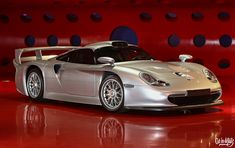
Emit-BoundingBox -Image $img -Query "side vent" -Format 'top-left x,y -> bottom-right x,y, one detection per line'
54,64 -> 61,74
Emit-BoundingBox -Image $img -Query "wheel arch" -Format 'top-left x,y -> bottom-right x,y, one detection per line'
101,71 -> 123,83
26,65 -> 42,76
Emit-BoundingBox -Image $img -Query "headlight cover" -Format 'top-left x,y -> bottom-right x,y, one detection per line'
139,72 -> 170,87
203,69 -> 218,83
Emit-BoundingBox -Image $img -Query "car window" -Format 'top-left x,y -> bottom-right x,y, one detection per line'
71,49 -> 95,64
94,46 -> 154,63
56,51 -> 75,62
57,48 -> 95,64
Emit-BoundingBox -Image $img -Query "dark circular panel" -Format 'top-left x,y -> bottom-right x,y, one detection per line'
217,11 -> 230,21
90,12 -> 102,22
70,35 -> 81,46
47,35 -> 58,46
110,26 -> 138,45
66,13 -> 78,22
191,12 -> 204,21
165,12 -> 177,21
1,57 -> 10,66
219,34 -> 232,48
20,13 -> 32,23
218,59 -> 230,69
139,12 -> 152,22
193,35 -> 206,47
43,13 -> 55,23
0,14 -> 9,23
25,35 -> 35,47
168,34 -> 180,47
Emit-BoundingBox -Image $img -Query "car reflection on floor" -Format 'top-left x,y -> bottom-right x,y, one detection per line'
1,79 -> 235,148
16,103 -> 223,148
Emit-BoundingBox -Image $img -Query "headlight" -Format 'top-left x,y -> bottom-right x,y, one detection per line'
139,72 -> 170,87
203,69 -> 218,83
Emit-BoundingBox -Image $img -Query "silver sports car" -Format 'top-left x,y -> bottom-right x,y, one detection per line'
14,41 -> 223,112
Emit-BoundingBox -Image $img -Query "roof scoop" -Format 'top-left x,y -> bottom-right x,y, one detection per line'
179,54 -> 193,62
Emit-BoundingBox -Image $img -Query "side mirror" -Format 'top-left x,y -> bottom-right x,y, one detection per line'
179,54 -> 193,62
98,57 -> 115,66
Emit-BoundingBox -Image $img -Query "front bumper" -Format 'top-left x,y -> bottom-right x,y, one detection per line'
126,99 -> 224,111
124,83 -> 222,107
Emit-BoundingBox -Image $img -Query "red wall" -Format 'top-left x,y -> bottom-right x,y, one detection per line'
0,0 -> 234,79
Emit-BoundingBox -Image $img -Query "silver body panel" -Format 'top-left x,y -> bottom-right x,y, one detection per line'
14,41 -> 223,110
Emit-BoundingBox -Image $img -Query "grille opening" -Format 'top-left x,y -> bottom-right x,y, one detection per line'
168,92 -> 221,106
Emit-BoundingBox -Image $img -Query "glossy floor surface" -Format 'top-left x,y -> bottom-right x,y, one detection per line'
0,78 -> 235,148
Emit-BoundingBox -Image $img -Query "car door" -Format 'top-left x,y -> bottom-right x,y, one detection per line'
59,48 -> 96,97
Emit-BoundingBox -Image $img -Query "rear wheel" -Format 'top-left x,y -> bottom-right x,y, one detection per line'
26,68 -> 44,101
99,75 -> 125,112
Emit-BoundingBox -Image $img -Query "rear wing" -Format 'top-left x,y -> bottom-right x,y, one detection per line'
14,46 -> 79,65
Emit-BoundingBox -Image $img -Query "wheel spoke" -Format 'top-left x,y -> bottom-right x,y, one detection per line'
35,87 -> 38,95
116,91 -> 121,96
32,88 -> 35,96
114,82 -> 118,89
108,97 -> 112,104
112,81 -> 115,89
34,88 -> 37,96
115,96 -> 120,102
113,98 -> 118,106
111,99 -> 115,107
113,82 -> 116,89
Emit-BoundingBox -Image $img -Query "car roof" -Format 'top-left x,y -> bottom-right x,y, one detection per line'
83,40 -> 137,51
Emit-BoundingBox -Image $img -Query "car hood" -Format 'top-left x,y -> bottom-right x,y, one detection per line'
115,60 -> 205,79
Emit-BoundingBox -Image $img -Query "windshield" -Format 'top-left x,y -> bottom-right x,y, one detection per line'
94,46 -> 154,63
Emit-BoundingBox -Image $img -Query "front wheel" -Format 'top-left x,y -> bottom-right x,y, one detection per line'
26,68 -> 44,101
99,75 -> 125,112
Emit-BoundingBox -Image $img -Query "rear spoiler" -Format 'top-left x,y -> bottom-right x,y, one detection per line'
14,46 -> 79,65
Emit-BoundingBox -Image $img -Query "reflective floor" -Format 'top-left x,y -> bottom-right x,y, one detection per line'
0,78 -> 235,148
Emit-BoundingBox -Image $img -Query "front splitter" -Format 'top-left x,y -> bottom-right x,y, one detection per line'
126,100 -> 224,111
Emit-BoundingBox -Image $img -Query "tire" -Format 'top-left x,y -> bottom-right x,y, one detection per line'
99,75 -> 125,112
26,68 -> 44,101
